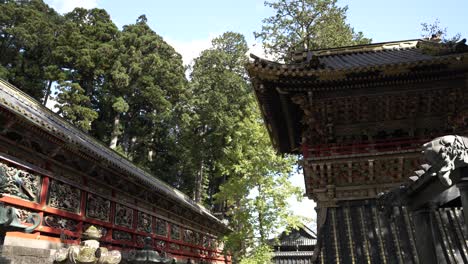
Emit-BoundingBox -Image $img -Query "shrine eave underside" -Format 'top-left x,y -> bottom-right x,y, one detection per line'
0,79 -> 229,233
246,39 -> 468,154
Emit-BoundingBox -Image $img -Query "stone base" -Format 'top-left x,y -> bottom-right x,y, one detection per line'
0,245 -> 55,264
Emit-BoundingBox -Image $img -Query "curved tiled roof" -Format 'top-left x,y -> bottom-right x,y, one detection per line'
0,79 -> 228,231
247,39 -> 468,80
247,39 -> 468,154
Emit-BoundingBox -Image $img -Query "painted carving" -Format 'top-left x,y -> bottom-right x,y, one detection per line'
169,243 -> 180,250
54,225 -> 121,264
155,218 -> 167,237
422,135 -> 468,186
136,235 -> 148,246
291,94 -> 327,145
182,246 -> 190,252
155,240 -> 166,249
194,232 -> 201,245
170,225 -> 180,240
115,203 -> 133,228
137,211 -> 152,233
0,204 -> 41,234
113,230 -> 132,241
183,229 -> 194,244
16,208 -> 35,223
0,162 -> 41,201
48,180 -> 81,213
86,193 -> 110,222
202,236 -> 209,248
43,214 -> 78,231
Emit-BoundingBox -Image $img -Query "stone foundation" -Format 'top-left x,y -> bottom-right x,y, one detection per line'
0,245 -> 54,264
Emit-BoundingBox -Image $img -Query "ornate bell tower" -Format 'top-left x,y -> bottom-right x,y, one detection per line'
248,39 -> 468,208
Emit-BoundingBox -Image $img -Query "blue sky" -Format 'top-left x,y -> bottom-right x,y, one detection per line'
46,0 -> 468,65
44,0 -> 467,229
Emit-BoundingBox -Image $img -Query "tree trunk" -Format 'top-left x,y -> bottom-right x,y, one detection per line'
257,184 -> 266,244
109,113 -> 120,149
42,80 -> 53,106
147,134 -> 155,161
193,159 -> 204,203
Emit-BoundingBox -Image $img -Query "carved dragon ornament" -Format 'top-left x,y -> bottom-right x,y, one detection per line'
422,135 -> 468,186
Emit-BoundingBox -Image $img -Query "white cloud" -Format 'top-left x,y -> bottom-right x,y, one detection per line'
165,34 -> 217,68
166,36 -> 271,79
45,0 -> 98,14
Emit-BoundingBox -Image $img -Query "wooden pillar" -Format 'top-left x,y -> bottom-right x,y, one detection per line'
412,207 -> 437,264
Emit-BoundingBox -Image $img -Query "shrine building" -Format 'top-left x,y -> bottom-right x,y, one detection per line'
0,79 -> 230,263
270,224 -> 316,264
248,39 -> 468,263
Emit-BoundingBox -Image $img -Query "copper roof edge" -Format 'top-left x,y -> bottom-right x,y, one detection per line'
0,78 -> 229,231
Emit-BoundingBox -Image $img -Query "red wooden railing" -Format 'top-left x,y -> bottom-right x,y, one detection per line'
0,155 -> 229,263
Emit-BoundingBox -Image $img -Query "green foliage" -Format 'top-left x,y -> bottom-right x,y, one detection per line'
55,82 -> 98,131
188,32 -> 252,202
240,244 -> 273,264
254,0 -> 371,60
421,19 -> 461,43
0,0 -> 63,100
111,97 -> 129,113
216,107 -> 301,262
1,4 -> 307,263
190,31 -> 301,262
102,16 -> 189,190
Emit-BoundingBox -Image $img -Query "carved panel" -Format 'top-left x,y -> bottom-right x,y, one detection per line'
373,158 -> 402,183
194,232 -> 201,245
113,230 -> 132,241
16,208 -> 36,223
48,180 -> 81,213
137,211 -> 152,233
350,160 -> 369,184
114,204 -> 133,228
330,162 -> 350,186
182,245 -> 191,252
155,240 -> 166,249
136,235 -> 149,246
43,214 -> 78,231
155,218 -> 168,237
86,193 -> 110,222
203,236 -> 209,248
170,224 -> 180,240
0,162 -> 41,202
183,229 -> 194,244
210,239 -> 217,250
169,243 -> 180,250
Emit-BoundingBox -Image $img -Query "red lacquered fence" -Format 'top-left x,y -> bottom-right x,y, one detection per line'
0,155 -> 229,263
303,138 -> 429,158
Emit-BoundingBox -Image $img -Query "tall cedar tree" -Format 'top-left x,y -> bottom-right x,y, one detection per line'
254,0 -> 371,60
94,15 -> 189,191
190,32 -> 302,262
189,32 -> 252,203
0,0 -> 62,101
